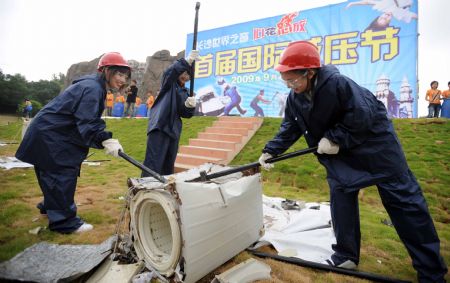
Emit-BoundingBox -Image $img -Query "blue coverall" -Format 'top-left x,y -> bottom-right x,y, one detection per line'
262,65 -> 447,282
143,58 -> 195,176
223,86 -> 246,115
16,74 -> 112,233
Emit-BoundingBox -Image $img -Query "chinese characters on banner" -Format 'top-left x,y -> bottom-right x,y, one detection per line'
186,0 -> 418,118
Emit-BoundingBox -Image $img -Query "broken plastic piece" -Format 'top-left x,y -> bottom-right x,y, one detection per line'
281,199 -> 305,210
86,258 -> 144,283
211,258 -> 271,283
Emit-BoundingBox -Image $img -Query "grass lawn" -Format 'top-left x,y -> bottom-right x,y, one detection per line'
0,116 -> 448,282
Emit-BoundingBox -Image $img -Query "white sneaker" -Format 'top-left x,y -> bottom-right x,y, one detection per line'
74,223 -> 93,233
324,258 -> 357,270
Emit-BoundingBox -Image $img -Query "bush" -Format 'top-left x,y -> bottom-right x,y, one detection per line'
16,100 -> 42,117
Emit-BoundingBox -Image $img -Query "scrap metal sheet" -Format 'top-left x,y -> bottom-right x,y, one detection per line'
0,236 -> 116,283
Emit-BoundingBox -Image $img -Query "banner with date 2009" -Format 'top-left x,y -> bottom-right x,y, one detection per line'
186,0 -> 418,118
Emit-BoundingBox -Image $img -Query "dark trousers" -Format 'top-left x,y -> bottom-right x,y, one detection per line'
427,103 -> 441,118
142,130 -> 178,176
329,169 -> 447,282
34,166 -> 83,233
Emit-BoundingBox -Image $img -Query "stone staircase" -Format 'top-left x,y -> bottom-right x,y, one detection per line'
174,116 -> 263,172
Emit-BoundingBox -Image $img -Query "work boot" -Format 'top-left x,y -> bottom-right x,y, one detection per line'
74,223 -> 93,233
323,258 -> 357,270
36,202 -> 47,216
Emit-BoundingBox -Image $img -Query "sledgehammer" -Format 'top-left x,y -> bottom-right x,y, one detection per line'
187,147 -> 317,182
118,151 -> 167,184
189,2 -> 200,97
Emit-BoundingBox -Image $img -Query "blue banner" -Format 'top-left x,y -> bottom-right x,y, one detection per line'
186,0 -> 418,118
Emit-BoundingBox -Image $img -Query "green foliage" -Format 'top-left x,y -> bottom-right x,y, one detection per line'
0,71 -> 62,113
28,80 -> 61,105
0,74 -> 29,112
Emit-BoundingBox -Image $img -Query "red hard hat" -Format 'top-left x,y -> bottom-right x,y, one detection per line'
275,41 -> 321,72
97,52 -> 130,71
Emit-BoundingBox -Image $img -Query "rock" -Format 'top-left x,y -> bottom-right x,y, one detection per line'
64,50 -> 185,100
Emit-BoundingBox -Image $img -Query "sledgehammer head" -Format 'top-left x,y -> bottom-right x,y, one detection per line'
195,2 -> 200,10
199,170 -> 207,181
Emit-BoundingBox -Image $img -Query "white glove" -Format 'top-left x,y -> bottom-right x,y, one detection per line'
102,139 -> 123,158
187,50 -> 200,64
317,137 -> 339,154
185,96 -> 196,108
259,152 -> 274,171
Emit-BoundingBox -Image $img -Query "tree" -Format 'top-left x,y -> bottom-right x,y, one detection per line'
28,80 -> 61,106
0,74 -> 29,113
0,72 -> 63,114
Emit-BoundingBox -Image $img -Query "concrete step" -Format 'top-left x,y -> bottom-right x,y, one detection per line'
174,117 -> 263,172
198,132 -> 243,143
204,127 -> 249,136
218,116 -> 262,123
213,120 -> 256,130
175,153 -> 224,166
189,138 -> 238,150
179,145 -> 233,159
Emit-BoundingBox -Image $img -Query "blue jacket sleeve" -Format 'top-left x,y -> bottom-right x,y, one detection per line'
263,99 -> 302,156
73,86 -> 112,148
159,58 -> 191,96
324,77 -> 375,149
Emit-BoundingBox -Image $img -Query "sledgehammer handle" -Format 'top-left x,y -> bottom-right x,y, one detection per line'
187,147 -> 317,182
118,151 -> 167,184
189,2 -> 200,97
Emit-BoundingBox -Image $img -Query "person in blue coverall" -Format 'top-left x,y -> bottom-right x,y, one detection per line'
15,52 -> 130,234
258,41 -> 447,282
142,51 -> 199,176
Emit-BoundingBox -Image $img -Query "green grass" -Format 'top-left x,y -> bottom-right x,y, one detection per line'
0,116 -> 448,282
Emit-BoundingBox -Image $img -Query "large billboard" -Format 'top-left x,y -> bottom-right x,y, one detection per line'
186,0 -> 418,118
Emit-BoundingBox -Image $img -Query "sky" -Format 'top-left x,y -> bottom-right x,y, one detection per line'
0,0 -> 448,117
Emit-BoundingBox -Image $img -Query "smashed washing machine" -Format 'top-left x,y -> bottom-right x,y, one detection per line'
127,164 -> 264,283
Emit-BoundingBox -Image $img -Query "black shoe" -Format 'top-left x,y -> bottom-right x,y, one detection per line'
36,202 -> 47,216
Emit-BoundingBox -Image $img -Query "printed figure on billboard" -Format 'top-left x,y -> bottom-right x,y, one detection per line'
271,91 -> 289,117
217,77 -> 247,116
346,0 -> 417,24
250,89 -> 271,117
366,12 -> 393,30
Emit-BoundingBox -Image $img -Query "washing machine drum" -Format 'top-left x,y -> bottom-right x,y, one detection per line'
130,190 -> 181,276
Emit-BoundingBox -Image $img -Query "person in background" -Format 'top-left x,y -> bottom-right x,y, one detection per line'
142,50 -> 199,176
115,91 -> 125,104
23,98 -> 33,119
425,81 -> 442,118
106,90 -> 114,116
125,79 -> 138,117
134,96 -> 142,117
146,90 -> 155,117
440,81 -> 450,118
250,89 -> 271,117
15,52 -> 130,234
257,41 -> 447,281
